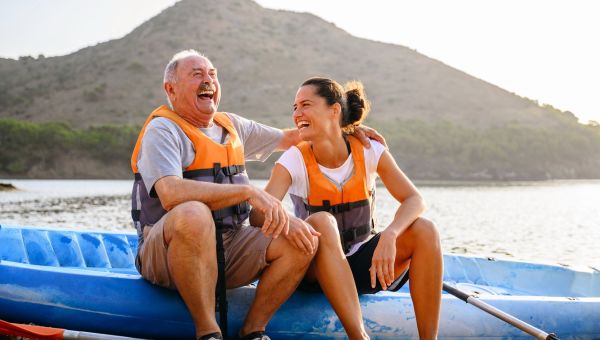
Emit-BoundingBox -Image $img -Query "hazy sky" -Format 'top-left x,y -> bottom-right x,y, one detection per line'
1,0 -> 598,123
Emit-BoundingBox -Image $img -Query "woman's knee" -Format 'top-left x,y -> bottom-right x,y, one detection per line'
305,212 -> 340,244
306,212 -> 337,233
411,217 -> 440,246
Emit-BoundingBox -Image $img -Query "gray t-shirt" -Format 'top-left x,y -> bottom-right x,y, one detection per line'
137,112 -> 283,194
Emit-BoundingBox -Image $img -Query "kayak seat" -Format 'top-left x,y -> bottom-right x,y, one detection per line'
22,228 -> 62,266
78,232 -> 111,268
100,234 -> 136,269
0,226 -> 30,264
0,226 -> 136,270
48,231 -> 87,267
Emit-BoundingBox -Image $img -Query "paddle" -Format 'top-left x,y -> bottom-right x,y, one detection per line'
443,283 -> 559,340
0,319 -> 146,340
215,227 -> 228,338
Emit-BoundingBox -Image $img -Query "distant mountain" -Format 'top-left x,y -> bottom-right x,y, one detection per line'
0,0 -> 578,128
1,0 -> 599,180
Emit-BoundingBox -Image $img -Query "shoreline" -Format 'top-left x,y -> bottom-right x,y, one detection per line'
0,182 -> 17,191
2,177 -> 600,185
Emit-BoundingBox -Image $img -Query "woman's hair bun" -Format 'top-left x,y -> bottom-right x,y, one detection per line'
342,80 -> 370,134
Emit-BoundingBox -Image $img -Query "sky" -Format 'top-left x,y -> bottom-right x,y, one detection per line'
1,0 -> 599,124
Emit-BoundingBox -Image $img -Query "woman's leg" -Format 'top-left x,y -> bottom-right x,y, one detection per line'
304,212 -> 369,340
394,217 -> 443,340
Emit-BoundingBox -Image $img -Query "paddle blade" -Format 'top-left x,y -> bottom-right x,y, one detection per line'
0,319 -> 64,339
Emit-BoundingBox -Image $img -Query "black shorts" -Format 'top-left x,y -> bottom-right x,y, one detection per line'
299,233 -> 409,294
348,233 -> 409,295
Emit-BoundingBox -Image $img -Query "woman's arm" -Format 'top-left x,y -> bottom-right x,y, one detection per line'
370,150 -> 426,289
377,150 -> 426,238
263,163 -> 293,201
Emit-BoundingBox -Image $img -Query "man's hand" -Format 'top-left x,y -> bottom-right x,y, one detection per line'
285,216 -> 321,255
353,125 -> 387,149
369,230 -> 397,290
247,186 -> 289,238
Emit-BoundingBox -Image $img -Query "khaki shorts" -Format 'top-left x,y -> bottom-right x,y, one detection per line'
136,213 -> 272,289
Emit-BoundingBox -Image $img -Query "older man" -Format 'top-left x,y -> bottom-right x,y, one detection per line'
131,50 -> 382,340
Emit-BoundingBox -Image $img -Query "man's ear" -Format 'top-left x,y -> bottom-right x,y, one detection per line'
164,82 -> 175,101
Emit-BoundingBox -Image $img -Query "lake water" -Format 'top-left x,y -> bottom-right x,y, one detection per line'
1,179 -> 599,269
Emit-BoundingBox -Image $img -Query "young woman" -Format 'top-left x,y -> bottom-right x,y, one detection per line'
253,77 -> 443,339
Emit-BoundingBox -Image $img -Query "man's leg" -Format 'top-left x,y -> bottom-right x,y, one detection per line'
304,212 -> 368,340
394,217 -> 443,340
239,232 -> 316,336
162,201 -> 220,338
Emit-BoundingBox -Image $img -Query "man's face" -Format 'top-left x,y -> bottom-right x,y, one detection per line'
167,55 -> 221,123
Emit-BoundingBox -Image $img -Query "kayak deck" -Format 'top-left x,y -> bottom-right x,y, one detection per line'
1,224 -> 599,339
2,224 -> 597,297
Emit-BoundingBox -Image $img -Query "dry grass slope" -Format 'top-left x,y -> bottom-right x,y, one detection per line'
0,0 -> 581,129
1,0 -> 599,180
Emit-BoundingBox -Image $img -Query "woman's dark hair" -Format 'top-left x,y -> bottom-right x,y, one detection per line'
301,77 -> 371,134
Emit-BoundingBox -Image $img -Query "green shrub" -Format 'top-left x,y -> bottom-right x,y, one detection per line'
0,118 -> 138,177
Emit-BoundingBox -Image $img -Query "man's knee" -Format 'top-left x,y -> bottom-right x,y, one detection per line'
279,235 -> 318,265
306,212 -> 340,246
166,201 -> 215,242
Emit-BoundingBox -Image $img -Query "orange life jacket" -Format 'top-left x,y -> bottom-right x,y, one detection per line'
290,135 -> 376,252
130,106 -> 250,240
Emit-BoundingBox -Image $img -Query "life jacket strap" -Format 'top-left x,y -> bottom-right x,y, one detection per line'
340,224 -> 372,250
215,228 -> 228,338
306,199 -> 370,214
213,202 -> 250,228
131,209 -> 141,222
183,165 -> 246,179
136,165 -> 245,181
222,164 -> 245,176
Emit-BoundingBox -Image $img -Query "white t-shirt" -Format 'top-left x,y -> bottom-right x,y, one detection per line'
276,140 -> 386,255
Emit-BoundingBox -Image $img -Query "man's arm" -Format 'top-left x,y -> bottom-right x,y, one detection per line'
249,163 -> 319,253
276,125 -> 387,151
230,112 -> 386,154
275,128 -> 302,151
353,125 -> 387,149
154,175 -> 252,211
154,175 -> 289,233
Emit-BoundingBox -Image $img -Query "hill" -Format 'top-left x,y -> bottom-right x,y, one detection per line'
1,0 -> 599,180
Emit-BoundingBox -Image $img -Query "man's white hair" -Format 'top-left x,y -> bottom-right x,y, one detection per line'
163,49 -> 206,84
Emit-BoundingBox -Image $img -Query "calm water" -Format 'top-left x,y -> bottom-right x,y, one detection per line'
1,179 -> 599,269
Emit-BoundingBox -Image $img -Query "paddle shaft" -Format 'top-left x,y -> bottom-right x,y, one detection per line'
0,319 -> 146,340
443,283 -> 559,340
63,330 -> 146,340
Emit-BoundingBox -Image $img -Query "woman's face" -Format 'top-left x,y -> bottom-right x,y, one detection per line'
293,85 -> 340,141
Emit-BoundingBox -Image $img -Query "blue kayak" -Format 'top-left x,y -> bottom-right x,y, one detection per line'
0,224 -> 599,339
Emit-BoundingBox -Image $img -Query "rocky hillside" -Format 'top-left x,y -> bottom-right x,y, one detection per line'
1,0 -> 599,180
0,0 -> 578,128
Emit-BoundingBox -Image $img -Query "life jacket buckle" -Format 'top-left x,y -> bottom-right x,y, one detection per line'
222,165 -> 233,176
234,202 -> 249,215
213,163 -> 226,183
330,202 -> 350,214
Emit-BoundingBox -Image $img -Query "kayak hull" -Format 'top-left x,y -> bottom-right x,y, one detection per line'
1,225 -> 599,339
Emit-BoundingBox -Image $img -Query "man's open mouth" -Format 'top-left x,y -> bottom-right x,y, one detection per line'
197,89 -> 214,99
